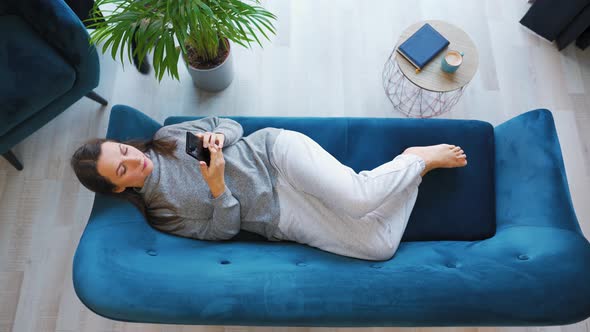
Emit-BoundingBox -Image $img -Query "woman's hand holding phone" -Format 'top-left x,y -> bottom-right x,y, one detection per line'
196,133 -> 226,198
195,132 -> 225,149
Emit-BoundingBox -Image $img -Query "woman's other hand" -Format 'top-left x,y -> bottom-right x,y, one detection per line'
196,132 -> 225,149
198,144 -> 226,198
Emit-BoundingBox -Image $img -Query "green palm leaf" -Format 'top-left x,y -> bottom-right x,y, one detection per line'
89,0 -> 277,82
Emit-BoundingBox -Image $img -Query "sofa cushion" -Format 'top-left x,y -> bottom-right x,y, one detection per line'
164,114 -> 496,242
0,15 -> 75,137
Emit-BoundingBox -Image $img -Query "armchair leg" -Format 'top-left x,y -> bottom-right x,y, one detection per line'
85,91 -> 108,106
2,150 -> 23,171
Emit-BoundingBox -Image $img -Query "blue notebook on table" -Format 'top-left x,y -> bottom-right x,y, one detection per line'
397,23 -> 450,72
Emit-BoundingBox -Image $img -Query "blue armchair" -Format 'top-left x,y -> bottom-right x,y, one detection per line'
0,0 -> 107,170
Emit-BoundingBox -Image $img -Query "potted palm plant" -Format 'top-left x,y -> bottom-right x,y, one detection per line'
88,0 -> 277,92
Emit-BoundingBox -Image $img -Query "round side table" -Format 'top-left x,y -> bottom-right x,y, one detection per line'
383,20 -> 479,118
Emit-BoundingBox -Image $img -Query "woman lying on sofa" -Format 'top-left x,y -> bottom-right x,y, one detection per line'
71,116 -> 467,261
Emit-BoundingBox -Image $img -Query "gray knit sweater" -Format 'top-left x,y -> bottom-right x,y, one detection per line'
137,116 -> 283,241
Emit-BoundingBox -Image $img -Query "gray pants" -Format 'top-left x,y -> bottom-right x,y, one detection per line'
269,129 -> 426,261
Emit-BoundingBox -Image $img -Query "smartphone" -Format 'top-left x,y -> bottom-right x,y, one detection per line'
185,132 -> 211,166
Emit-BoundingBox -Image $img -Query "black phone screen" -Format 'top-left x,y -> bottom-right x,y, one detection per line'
185,132 -> 211,166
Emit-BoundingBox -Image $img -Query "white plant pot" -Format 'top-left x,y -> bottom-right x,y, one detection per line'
183,41 -> 234,92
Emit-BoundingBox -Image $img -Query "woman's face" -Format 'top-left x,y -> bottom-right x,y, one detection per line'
96,142 -> 154,193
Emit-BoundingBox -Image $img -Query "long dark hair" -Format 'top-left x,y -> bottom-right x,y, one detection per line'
70,137 -> 180,228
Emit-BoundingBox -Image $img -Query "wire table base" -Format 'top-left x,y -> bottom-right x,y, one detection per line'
382,51 -> 466,118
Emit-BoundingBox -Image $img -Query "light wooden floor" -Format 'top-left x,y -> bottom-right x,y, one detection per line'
1,0 -> 590,331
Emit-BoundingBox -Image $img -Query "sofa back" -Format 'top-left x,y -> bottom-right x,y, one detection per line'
164,115 -> 496,241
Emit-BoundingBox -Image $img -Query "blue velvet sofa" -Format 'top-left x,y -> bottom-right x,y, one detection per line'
73,104 -> 590,327
0,0 -> 107,170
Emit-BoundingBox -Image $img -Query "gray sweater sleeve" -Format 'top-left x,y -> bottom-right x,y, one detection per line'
159,115 -> 244,147
200,184 -> 241,240
156,184 -> 241,241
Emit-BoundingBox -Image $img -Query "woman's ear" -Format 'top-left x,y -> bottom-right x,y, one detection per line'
113,186 -> 125,193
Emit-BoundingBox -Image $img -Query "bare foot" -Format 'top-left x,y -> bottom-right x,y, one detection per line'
402,144 -> 467,177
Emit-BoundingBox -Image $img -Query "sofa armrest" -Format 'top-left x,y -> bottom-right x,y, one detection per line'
494,109 -> 582,234
106,105 -> 163,141
13,0 -> 99,90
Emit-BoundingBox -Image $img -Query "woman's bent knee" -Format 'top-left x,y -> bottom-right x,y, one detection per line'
368,244 -> 398,261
